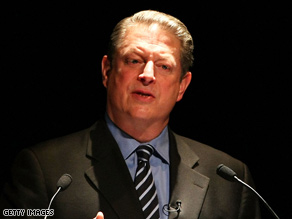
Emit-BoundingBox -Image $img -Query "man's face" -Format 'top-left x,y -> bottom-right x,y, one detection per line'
102,23 -> 191,126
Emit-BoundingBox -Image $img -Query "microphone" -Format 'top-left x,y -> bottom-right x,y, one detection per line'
163,200 -> 182,216
44,174 -> 73,219
216,164 -> 280,219
56,173 -> 72,190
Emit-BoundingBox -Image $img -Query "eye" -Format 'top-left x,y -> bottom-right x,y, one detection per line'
125,58 -> 142,65
156,61 -> 172,72
161,65 -> 169,70
158,64 -> 171,72
130,59 -> 139,64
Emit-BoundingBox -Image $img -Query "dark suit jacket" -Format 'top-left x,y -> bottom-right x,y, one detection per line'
1,119 -> 260,218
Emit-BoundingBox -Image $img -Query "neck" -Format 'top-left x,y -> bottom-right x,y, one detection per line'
107,112 -> 169,143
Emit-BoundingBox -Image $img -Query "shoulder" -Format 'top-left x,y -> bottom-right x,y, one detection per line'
28,120 -> 106,155
8,121 -> 106,187
12,121 -> 103,175
172,132 -> 249,180
173,132 -> 237,161
30,125 -> 92,155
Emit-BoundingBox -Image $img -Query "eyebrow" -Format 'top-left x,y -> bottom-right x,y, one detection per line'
122,47 -> 175,61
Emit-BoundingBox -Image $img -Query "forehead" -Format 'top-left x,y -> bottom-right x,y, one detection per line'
119,23 -> 181,57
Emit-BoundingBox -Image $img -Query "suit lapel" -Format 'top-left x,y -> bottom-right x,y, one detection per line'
85,120 -> 144,219
84,120 -> 209,218
169,131 -> 210,219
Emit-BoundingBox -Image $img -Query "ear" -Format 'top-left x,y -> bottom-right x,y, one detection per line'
176,72 -> 192,102
101,55 -> 111,88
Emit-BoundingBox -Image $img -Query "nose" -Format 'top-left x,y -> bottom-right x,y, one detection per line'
138,61 -> 156,85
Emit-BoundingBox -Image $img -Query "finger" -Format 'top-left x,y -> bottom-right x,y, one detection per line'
94,211 -> 104,219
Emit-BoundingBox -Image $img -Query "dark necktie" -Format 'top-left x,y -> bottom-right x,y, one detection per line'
134,144 -> 160,219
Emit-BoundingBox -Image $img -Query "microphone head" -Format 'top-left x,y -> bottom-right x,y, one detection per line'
216,164 -> 237,182
56,173 -> 72,190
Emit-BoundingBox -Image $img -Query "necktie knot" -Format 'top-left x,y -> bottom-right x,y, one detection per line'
136,144 -> 154,163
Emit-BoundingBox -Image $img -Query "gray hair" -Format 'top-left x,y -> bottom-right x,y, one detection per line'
107,10 -> 194,77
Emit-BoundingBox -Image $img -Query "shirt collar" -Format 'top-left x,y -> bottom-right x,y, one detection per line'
105,113 -> 170,164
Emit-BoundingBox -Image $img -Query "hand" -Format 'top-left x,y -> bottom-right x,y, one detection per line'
93,211 -> 104,219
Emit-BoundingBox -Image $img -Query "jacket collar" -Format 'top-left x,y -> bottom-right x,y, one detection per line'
168,131 -> 210,219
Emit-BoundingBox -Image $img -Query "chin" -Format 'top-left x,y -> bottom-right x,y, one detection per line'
130,111 -> 152,120
129,109 -> 168,124
127,108 -> 153,119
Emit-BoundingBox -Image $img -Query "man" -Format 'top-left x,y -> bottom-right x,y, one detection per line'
1,10 -> 260,218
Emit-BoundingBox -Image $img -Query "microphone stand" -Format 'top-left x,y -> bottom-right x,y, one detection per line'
44,187 -> 61,219
234,176 -> 279,219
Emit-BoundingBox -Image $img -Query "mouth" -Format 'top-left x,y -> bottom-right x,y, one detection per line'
133,90 -> 154,97
134,90 -> 154,97
136,92 -> 152,97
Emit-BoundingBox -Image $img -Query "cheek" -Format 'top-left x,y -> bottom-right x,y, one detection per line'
108,66 -> 126,87
159,80 -> 181,106
111,63 -> 137,82
107,69 -> 134,100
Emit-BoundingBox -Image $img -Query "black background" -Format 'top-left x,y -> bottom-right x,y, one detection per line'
2,1 -> 291,218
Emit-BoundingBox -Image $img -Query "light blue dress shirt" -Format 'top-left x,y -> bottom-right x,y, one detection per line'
105,114 -> 170,218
